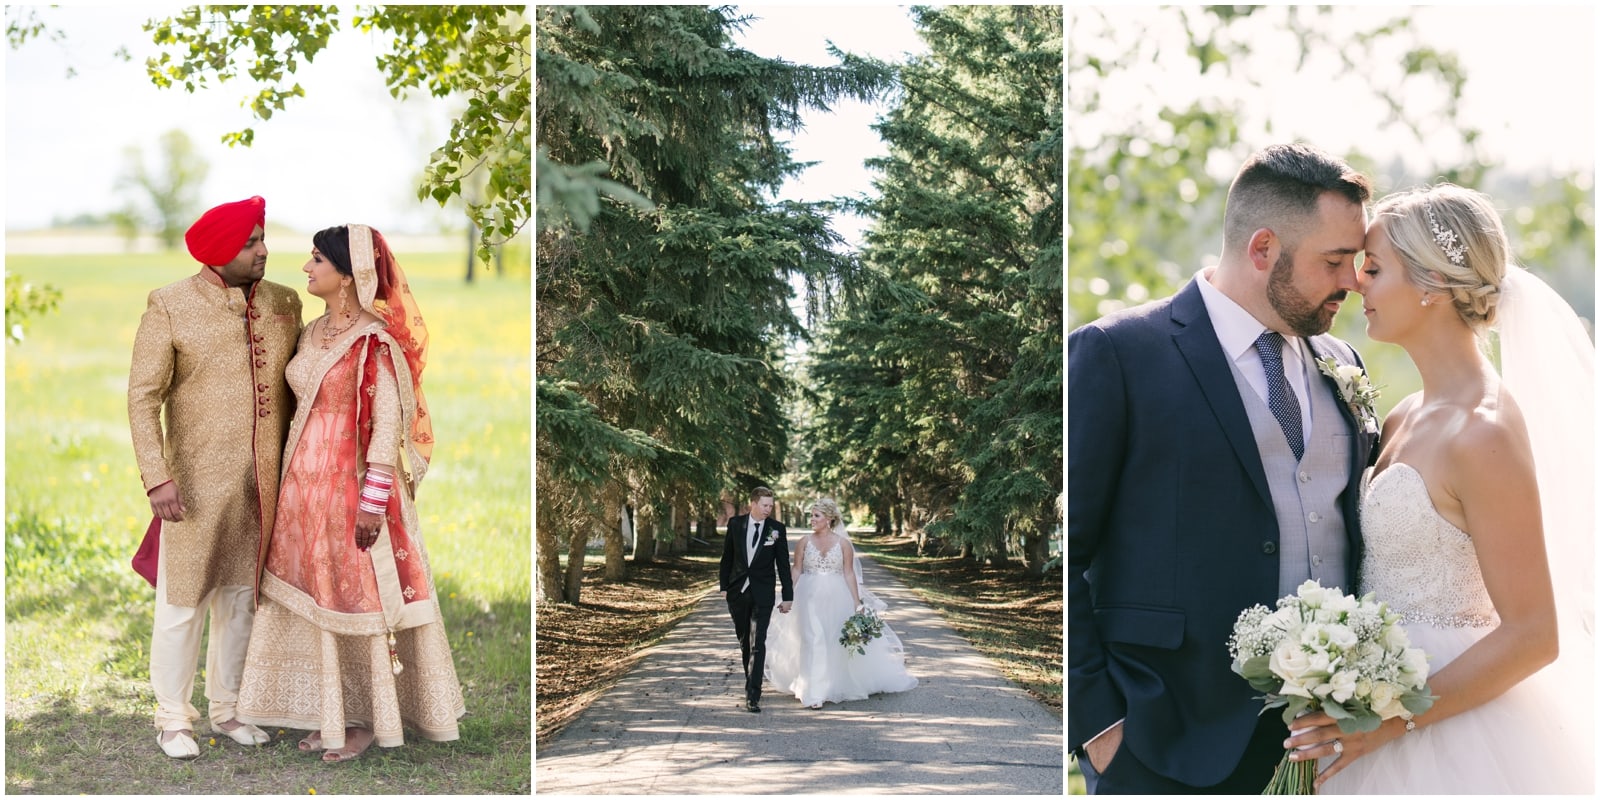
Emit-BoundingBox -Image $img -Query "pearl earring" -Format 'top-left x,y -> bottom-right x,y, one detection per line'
1421,298 -> 1431,307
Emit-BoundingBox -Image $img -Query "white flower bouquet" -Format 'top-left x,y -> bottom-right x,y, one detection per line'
1228,580 -> 1435,794
839,607 -> 884,655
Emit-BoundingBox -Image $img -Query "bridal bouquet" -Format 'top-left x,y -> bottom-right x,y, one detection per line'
1228,580 -> 1435,794
839,607 -> 884,655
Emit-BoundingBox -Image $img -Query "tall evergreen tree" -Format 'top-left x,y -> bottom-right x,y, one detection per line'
809,5 -> 1062,575
535,5 -> 890,603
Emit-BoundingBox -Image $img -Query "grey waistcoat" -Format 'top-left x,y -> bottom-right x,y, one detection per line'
1226,347 -> 1354,596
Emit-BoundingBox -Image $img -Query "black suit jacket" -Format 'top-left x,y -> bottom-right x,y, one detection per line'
1067,278 -> 1378,787
720,514 -> 795,602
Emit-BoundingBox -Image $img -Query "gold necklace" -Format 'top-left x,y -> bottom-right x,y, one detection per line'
319,310 -> 359,349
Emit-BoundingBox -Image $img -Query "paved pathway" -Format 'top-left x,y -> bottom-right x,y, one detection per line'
537,556 -> 1063,795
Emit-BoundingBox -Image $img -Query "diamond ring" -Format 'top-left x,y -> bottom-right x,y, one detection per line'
1332,740 -> 1345,755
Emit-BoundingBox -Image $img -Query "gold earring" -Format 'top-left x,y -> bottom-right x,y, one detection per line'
339,289 -> 350,317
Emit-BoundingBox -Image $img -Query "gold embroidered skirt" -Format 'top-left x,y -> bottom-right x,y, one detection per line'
237,597 -> 465,748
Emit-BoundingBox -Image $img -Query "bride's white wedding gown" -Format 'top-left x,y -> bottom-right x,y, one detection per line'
1321,464 -> 1593,794
764,538 -> 918,706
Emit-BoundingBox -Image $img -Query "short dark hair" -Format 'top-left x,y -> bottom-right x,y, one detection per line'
749,486 -> 775,501
312,225 -> 353,277
1223,143 -> 1371,255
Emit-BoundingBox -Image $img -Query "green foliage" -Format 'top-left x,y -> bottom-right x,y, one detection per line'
4,272 -> 61,345
114,128 -> 210,250
141,5 -> 530,261
1066,7 -> 1593,332
807,6 -> 1063,574
535,5 -> 892,603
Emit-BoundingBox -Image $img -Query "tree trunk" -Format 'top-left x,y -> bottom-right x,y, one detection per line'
536,512 -> 563,604
633,504 -> 656,565
1022,498 -> 1055,577
671,508 -> 690,554
874,496 -> 892,537
986,527 -> 1011,567
605,506 -> 628,581
1022,529 -> 1049,577
465,224 -> 476,284
699,513 -> 717,555
563,526 -> 586,604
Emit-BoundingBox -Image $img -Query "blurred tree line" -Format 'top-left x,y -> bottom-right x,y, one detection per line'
1068,7 -> 1594,416
800,5 -> 1062,576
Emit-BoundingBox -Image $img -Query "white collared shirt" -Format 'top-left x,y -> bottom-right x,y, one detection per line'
1195,269 -> 1315,444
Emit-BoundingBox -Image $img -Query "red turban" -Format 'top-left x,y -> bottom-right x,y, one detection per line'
185,196 -> 266,266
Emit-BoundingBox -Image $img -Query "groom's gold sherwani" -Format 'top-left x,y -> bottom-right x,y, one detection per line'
127,270 -> 301,606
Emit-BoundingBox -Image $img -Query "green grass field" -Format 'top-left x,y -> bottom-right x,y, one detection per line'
4,246 -> 530,793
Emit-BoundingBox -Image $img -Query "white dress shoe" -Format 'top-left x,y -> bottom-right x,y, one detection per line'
157,729 -> 200,759
216,720 -> 270,746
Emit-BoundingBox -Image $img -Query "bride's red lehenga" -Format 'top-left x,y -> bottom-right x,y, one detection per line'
237,226 -> 464,749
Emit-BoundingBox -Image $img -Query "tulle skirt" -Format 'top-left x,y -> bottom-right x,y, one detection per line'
1319,621 -> 1593,794
764,571 -> 917,706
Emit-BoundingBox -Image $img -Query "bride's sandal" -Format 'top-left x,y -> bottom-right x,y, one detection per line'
321,727 -> 375,763
298,731 -> 324,752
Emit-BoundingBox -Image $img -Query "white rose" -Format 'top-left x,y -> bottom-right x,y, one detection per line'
1327,670 -> 1359,704
1304,646 -> 1332,674
1354,677 -> 1373,700
1374,691 -> 1409,720
1381,623 -> 1411,651
1323,592 -> 1359,615
1271,642 -> 1312,680
1402,647 -> 1431,683
1279,675 -> 1315,699
1336,365 -> 1365,384
1368,681 -> 1399,713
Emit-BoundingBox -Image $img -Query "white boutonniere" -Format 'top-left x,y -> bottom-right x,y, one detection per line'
1316,356 -> 1381,435
762,530 -> 779,547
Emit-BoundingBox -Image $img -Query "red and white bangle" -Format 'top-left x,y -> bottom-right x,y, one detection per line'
360,471 -> 394,515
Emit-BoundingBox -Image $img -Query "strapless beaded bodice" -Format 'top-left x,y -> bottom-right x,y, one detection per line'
804,539 -> 844,575
1358,464 -> 1497,628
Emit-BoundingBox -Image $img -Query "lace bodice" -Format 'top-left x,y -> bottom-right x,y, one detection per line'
804,538 -> 844,575
1358,464 -> 1497,628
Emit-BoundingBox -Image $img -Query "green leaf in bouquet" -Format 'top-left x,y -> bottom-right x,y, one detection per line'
1401,690 -> 1437,716
1334,707 -> 1382,734
1239,655 -> 1277,685
1277,695 -> 1312,725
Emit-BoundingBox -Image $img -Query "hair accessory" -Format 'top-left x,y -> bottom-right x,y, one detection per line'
1424,203 -> 1467,267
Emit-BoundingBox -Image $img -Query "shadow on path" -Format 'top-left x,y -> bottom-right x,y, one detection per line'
536,556 -> 1063,795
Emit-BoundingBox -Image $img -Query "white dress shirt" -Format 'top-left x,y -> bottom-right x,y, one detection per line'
1195,269 -> 1316,446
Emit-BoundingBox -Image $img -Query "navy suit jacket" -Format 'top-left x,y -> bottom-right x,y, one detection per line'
1067,278 -> 1378,787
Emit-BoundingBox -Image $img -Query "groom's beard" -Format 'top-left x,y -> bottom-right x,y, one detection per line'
1268,250 -> 1345,337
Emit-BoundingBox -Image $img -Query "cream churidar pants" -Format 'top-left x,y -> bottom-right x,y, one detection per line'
149,522 -> 256,732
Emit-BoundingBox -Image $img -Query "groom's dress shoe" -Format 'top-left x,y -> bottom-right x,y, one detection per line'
744,699 -> 761,713
216,719 -> 270,746
156,729 -> 200,759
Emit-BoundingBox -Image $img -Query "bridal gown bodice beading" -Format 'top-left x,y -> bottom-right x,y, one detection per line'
1358,463 -> 1496,628
805,538 -> 844,575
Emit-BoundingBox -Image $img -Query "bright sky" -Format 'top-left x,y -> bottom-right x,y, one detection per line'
731,4 -> 927,250
2,5 -> 462,235
1070,5 -> 1595,180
